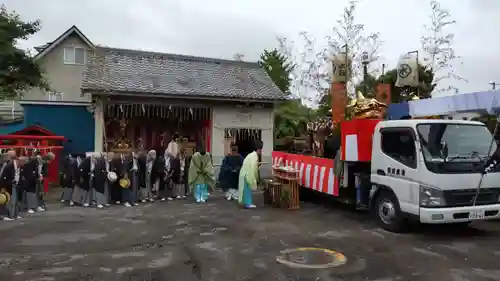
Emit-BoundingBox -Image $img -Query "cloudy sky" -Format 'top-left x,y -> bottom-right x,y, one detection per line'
4,0 -> 500,98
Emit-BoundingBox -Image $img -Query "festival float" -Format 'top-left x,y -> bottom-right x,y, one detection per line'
273,84 -> 500,232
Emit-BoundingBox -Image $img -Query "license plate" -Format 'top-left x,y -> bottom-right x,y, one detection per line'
468,210 -> 485,219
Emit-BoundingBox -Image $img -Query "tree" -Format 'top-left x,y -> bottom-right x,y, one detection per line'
258,49 -> 311,138
421,0 -> 465,94
0,5 -> 47,100
259,49 -> 295,94
377,64 -> 436,102
278,0 -> 381,115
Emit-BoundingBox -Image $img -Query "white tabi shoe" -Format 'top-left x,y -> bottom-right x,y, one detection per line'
200,199 -> 206,203
83,203 -> 90,207
244,204 -> 257,209
69,201 -> 75,206
160,198 -> 166,202
176,195 -> 181,199
148,198 -> 155,202
134,203 -> 139,206
16,216 -> 22,219
60,200 -> 65,203
115,201 -> 121,204
3,217 -> 14,221
36,206 -> 46,212
27,209 -> 35,214
141,199 -> 146,203
97,204 -> 104,209
124,202 -> 132,207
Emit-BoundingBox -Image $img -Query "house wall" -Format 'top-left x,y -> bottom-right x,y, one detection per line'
212,105 -> 274,178
23,34 -> 93,104
23,104 -> 95,155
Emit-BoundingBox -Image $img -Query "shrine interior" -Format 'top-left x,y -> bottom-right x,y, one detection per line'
224,128 -> 262,158
104,103 -> 211,155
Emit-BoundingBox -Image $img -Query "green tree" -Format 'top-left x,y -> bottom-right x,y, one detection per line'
259,49 -> 295,94
377,64 -> 435,102
0,5 -> 47,100
259,49 -> 311,138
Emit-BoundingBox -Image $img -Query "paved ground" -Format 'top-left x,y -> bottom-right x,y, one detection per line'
1,191 -> 500,281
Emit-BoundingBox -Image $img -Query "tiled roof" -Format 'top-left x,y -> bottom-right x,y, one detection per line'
82,47 -> 286,101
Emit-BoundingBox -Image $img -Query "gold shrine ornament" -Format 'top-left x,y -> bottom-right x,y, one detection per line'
0,188 -> 11,205
346,91 -> 387,119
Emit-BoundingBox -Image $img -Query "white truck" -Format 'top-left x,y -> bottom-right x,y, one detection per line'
272,93 -> 500,232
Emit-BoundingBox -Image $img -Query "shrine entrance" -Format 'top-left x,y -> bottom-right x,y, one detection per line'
103,103 -> 211,156
224,128 -> 262,158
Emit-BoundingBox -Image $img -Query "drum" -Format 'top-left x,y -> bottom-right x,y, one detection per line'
119,178 -> 130,189
107,172 -> 118,182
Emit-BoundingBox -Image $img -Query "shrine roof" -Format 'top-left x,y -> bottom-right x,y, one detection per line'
82,46 -> 287,102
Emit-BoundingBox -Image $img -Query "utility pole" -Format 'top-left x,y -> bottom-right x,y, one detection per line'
489,81 -> 498,90
361,51 -> 370,96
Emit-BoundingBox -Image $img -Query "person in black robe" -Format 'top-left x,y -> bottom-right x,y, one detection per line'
25,154 -> 44,213
60,154 -> 76,205
219,145 -> 244,201
154,155 -> 168,201
1,150 -> 21,220
169,147 -> 191,199
76,153 -> 92,207
109,153 -> 125,204
137,150 -> 150,202
121,153 -> 134,207
93,153 -> 109,208
127,152 -> 140,206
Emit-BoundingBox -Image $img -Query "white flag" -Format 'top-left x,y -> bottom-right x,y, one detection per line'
331,52 -> 352,83
395,53 -> 419,87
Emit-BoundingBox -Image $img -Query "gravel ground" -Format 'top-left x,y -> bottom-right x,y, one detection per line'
0,191 -> 500,281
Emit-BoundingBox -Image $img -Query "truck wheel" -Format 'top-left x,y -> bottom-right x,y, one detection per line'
373,191 -> 406,233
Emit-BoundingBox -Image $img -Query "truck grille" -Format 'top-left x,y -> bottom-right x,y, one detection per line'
443,188 -> 500,207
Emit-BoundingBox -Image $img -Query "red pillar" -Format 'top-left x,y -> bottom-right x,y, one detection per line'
203,120 -> 211,153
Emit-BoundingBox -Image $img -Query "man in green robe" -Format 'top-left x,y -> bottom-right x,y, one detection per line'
188,144 -> 214,203
238,141 -> 263,209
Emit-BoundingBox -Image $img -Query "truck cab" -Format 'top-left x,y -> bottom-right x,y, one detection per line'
356,119 -> 500,231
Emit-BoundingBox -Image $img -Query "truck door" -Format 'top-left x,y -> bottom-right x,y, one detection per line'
372,127 -> 420,215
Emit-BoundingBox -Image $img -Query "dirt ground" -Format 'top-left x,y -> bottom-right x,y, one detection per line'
1,191 -> 500,281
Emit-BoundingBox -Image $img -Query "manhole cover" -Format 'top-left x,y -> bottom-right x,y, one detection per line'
276,247 -> 347,269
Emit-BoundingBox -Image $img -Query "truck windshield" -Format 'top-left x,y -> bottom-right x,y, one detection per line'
417,123 -> 496,173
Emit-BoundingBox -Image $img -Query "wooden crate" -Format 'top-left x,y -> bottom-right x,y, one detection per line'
263,179 -> 282,207
272,168 -> 300,210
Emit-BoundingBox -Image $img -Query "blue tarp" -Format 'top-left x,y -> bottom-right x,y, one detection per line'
409,90 -> 500,117
386,90 -> 500,119
387,102 -> 410,120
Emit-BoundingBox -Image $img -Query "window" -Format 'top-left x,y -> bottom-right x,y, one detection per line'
64,47 -> 85,64
48,92 -> 64,101
381,128 -> 417,168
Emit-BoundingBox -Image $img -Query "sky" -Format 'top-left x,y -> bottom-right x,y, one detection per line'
4,0 -> 500,100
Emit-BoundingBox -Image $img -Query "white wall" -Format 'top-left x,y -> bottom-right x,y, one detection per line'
211,105 -> 274,178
